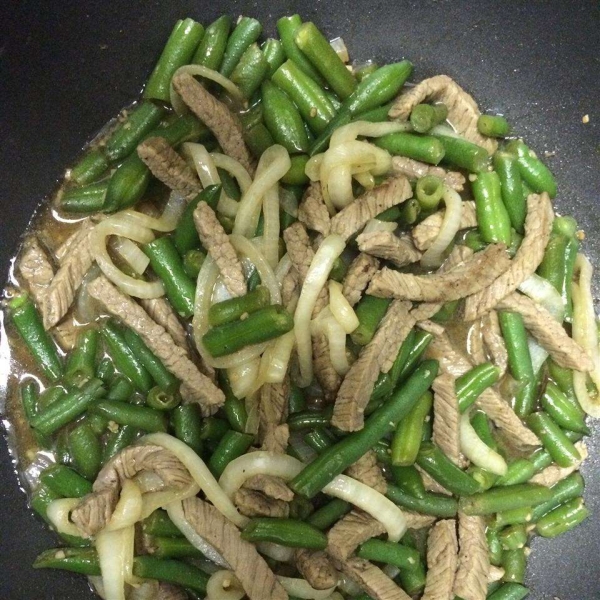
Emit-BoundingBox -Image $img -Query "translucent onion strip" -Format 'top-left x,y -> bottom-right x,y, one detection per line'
211,153 -> 253,195
262,184 -> 281,268
277,576 -> 336,600
420,186 -> 463,268
256,542 -> 295,562
105,479 -> 143,531
120,191 -> 187,232
518,274 -> 565,321
227,358 -> 261,399
362,219 -> 397,235
96,526 -> 135,600
329,281 -> 359,333
460,412 -> 508,475
110,237 -> 149,275
264,330 -> 295,383
47,498 -> 83,538
295,235 -> 346,386
323,315 -> 351,376
353,170 -> 375,190
206,570 -> 245,600
330,37 -> 349,63
330,120 -> 412,147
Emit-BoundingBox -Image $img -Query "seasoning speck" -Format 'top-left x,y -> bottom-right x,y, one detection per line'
582,114 -> 590,124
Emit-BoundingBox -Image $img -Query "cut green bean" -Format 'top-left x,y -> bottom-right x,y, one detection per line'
351,295 -> 392,346
506,139 -> 557,198
537,496 -> 589,537
208,430 -> 254,478
61,180 -> 108,214
410,103 -> 448,133
244,122 -> 275,159
143,509 -> 184,538
415,175 -> 444,210
93,400 -> 167,433
487,527 -> 504,566
496,507 -> 534,528
34,548 -> 101,576
502,548 -> 526,584
499,524 -> 528,550
69,149 -> 109,186
199,417 -> 230,442
496,459 -> 536,487
40,464 -> 93,498
183,249 -> 206,279
262,38 -> 286,77
487,583 -> 530,600
133,556 -> 209,594
242,518 -> 327,549
96,358 -> 115,384
541,381 -> 588,434
219,17 -> 262,77
455,362 -> 501,413
304,428 -> 336,453
473,170 -> 512,245
65,329 -> 99,384
494,151 -> 526,233
390,465 -> 426,499
375,133 -> 445,165
20,379 -> 39,422
193,15 -> 231,69
106,376 -> 135,402
391,391 -> 432,466
459,483 -> 553,516
530,472 -> 585,522
288,407 -> 332,431
170,404 -> 204,455
219,373 -> 248,433
357,539 -> 422,571
69,424 -> 102,480
152,536 -> 203,559
282,154 -> 310,185
399,198 -> 422,225
231,43 -> 269,99
433,133 -> 491,172
306,499 -> 351,530
397,331 -> 434,383
209,286 -> 271,327
478,115 -> 510,138
146,386 -> 181,411
386,484 -> 458,517
526,412 -> 582,467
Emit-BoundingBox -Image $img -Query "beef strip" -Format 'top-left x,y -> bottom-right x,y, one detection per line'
18,236 -> 54,304
432,373 -> 464,467
356,231 -> 422,267
261,423 -> 289,454
330,177 -> 412,241
342,253 -> 380,307
345,450 -> 387,494
417,466 -> 452,496
88,275 -> 224,413
172,73 -> 255,175
453,514 -> 489,600
497,292 -> 593,371
182,496 -> 288,600
417,319 -> 445,337
312,332 -> 343,400
258,379 -> 289,446
463,193 -> 554,321
422,519 -> 458,600
412,202 -> 477,251
332,300 -> 413,431
243,474 -> 294,501
482,311 -> 508,376
327,510 -> 385,561
298,181 -> 331,236
72,444 -> 192,536
139,297 -> 188,349
52,316 -> 81,351
234,488 -> 290,518
54,219 -> 95,264
530,442 -> 587,486
137,137 -> 202,201
281,268 -> 299,309
339,558 -> 412,600
405,512 -> 437,530
194,202 -> 246,297
389,75 -> 497,154
391,156 -> 466,191
368,243 -> 510,302
294,549 -> 338,590
469,318 -> 487,365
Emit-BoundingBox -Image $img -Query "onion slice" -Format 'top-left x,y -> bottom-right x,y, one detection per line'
518,273 -> 565,321
47,498 -> 84,538
206,570 -> 245,600
459,412 -> 507,475
329,281 -> 359,333
96,526 -> 135,600
277,576 -> 336,600
105,479 -> 143,531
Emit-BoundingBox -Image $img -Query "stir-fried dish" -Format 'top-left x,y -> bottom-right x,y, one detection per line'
2,13 -> 598,600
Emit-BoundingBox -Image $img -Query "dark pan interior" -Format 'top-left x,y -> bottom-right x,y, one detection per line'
1,1 -> 599,598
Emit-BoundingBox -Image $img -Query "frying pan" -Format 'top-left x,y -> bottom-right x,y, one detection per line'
1,1 -> 599,598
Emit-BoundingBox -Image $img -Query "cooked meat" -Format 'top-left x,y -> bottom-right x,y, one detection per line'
88,275 -> 224,413
298,181 -> 331,236
72,444 -> 192,536
312,332 -> 343,399
234,488 -> 290,518
345,450 -> 387,494
18,237 -> 54,304
42,226 -> 94,329
194,202 -> 246,297
294,549 -> 338,590
327,510 -> 385,561
463,193 -> 554,321
137,137 -> 202,201
172,72 -> 255,175
139,297 -> 188,349
469,318 -> 487,365
530,442 -> 587,486
281,268 -> 299,310
427,333 -> 540,450
332,300 -> 413,431
243,474 -> 294,501
417,466 -> 452,496
405,511 -> 437,530
342,253 -> 380,307
412,202 -> 477,251
497,292 -> 593,371
182,496 -> 287,600
356,231 -> 422,267
432,373 -> 464,467
261,424 -> 289,454
453,514 -> 489,600
418,319 -> 446,337
422,519 -> 458,600
389,75 -> 497,153
156,583 -> 187,600
338,558 -> 412,600
52,317 -> 81,351
54,219 -> 95,264
259,379 -> 289,445
330,177 -> 412,241
368,244 -> 510,302
391,156 -> 466,191
482,311 -> 508,376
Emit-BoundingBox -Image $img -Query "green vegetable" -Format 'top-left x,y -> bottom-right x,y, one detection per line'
487,583 -> 530,600
92,400 -> 168,433
386,484 -> 458,518
193,15 -> 232,70
61,181 -> 108,213
262,38 -> 286,77
494,151 -> 526,233
357,539 -> 422,571
34,548 -> 101,576
478,115 -> 510,137
459,483 -> 553,516
390,465 -> 426,499
40,464 -> 93,498
473,170 -> 512,245
499,524 -> 528,550
220,17 -> 262,78
455,362 -> 501,413
152,536 -> 203,559
391,391 -> 432,466
143,509 -> 184,538
208,430 -> 254,477
69,149 -> 109,186
526,412 -> 582,467
530,472 -> 585,522
502,547 -> 526,584
65,329 -> 99,385
133,556 -> 209,594
208,286 -> 271,327
306,499 -> 351,530
20,379 -> 39,422
350,295 -> 392,346
410,103 -> 448,133
541,381 -> 588,434
69,424 -> 102,480
433,133 -> 491,172
146,386 -> 181,411
241,518 -> 328,549
231,43 -> 269,99
506,139 -> 557,198
415,175 -> 444,211
171,404 -> 204,456
374,133 -> 445,165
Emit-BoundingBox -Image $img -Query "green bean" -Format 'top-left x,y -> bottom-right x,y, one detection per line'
244,122 -> 275,158
496,459 -> 536,487
37,385 -> 68,412
262,80 -> 310,154
242,518 -> 327,549
291,361 -> 439,498
219,17 -> 262,77
144,19 -> 204,102
541,381 -> 588,434
375,133 -> 445,165
461,229 -> 487,253
152,536 -> 203,559
304,428 -> 336,453
96,357 -> 115,384
472,170 -> 512,245
295,22 -> 357,99
143,236 -> 196,318
499,524 -> 528,550
282,154 -> 310,185
272,60 -> 336,134
391,391 -> 432,466
199,417 -> 230,442
390,465 -> 426,499
208,286 -> 271,327
68,423 -> 102,480
208,430 -> 254,478
530,472 -> 585,523
133,556 -> 209,594
106,375 -> 135,402
84,412 -> 109,437
219,372 -> 248,433
262,38 -> 286,77
356,102 -> 395,123
20,379 -> 39,422
288,384 -> 307,415
231,43 -> 269,99
69,148 -> 109,186
433,133 -> 491,172
526,412 -> 582,467
65,329 -> 99,384
289,495 -> 314,521
478,115 -> 510,138
170,404 -> 204,455
182,249 -> 205,279
93,400 -> 167,433
395,532 -> 426,595
455,362 -> 501,413
34,548 -> 101,576
398,198 -> 421,225
40,464 -> 93,498
54,429 -> 72,465
495,507 -> 534,528
306,499 -> 351,530
9,294 -> 62,381
386,484 -> 458,517
350,295 -> 392,346
143,509 -> 184,538
459,483 -> 553,516
547,361 -> 576,400
493,151 -> 525,233
287,407 -> 332,431
506,139 -> 557,198
203,305 -> 294,357
357,539 -> 422,571
487,583 -> 530,600
146,386 -> 181,411
397,331 -> 434,383
487,527 -> 504,566
415,175 -> 444,211
410,103 -> 448,133
502,548 -> 526,584
563,428 -> 583,443
60,180 -> 108,213
193,15 -> 231,69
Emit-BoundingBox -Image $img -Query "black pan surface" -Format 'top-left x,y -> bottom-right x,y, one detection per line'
1,1 -> 599,598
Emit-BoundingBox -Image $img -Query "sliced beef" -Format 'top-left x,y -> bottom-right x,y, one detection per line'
530,442 -> 587,486
332,300 -> 413,431
418,466 -> 452,496
88,275 -> 224,413
389,75 -> 497,153
298,181 -> 331,236
482,311 -> 508,376
432,373 -> 463,467
54,219 -> 95,263
342,253 -> 380,307
330,177 -> 412,241
312,332 -> 343,400
294,549 -> 338,590
243,474 -> 294,501
18,237 -> 54,304
234,488 -> 290,518
261,423 -> 289,454
194,202 -> 246,297
139,297 -> 188,349
172,73 -> 255,175
368,243 -> 510,302
281,268 -> 299,310
338,558 -> 412,600
463,193 -> 554,321
259,379 -> 289,446
453,514 -> 489,600
345,450 -> 387,494
327,510 -> 385,561
422,519 -> 458,600
137,137 -> 202,201
405,511 -> 437,530
416,319 -> 445,337
412,201 -> 477,251
497,292 -> 593,371
52,317 -> 81,351
182,496 -> 287,600
356,231 -> 422,267
469,318 -> 487,365
391,156 -> 466,191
